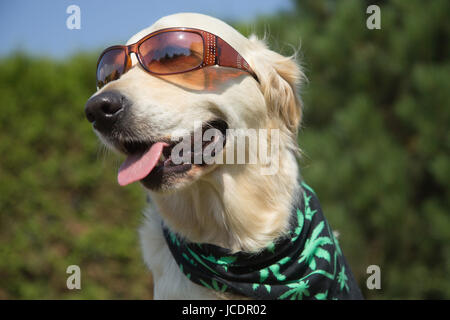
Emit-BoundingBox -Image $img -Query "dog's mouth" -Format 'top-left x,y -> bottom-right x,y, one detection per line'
115,119 -> 228,187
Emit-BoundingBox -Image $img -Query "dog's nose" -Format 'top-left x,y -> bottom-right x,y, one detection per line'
85,91 -> 128,132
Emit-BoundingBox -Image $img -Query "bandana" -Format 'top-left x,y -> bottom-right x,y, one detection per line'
162,182 -> 363,300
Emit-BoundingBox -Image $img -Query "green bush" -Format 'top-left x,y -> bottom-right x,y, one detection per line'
0,0 -> 448,299
0,53 -> 151,299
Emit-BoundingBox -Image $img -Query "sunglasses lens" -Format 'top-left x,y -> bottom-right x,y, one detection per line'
96,48 -> 126,88
139,31 -> 204,74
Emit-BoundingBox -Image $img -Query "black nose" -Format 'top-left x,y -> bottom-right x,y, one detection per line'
85,91 -> 129,132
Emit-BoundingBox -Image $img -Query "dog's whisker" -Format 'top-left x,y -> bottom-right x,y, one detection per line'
96,142 -> 111,163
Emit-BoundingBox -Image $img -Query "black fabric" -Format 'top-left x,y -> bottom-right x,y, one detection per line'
162,182 -> 363,299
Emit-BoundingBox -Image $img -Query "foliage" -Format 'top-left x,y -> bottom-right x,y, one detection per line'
0,0 -> 448,299
0,53 -> 151,299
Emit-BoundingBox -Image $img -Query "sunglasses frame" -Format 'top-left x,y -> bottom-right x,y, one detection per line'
96,27 -> 258,88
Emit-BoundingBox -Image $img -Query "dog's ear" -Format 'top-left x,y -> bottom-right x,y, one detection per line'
248,36 -> 305,136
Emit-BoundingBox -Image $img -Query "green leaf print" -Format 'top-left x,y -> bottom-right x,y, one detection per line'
260,268 -> 269,283
266,241 -> 276,253
314,290 -> 328,300
269,262 -> 286,281
315,247 -> 331,262
201,254 -> 237,272
182,253 -> 197,266
252,283 -> 272,293
291,208 -> 304,242
337,266 -> 349,292
298,221 -> 333,270
331,229 -> 343,257
303,193 -> 317,221
259,256 -> 291,283
301,182 -> 316,195
278,280 -> 310,300
186,247 -> 219,275
169,231 -> 180,246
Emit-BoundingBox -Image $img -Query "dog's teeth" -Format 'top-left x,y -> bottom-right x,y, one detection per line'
159,154 -> 165,162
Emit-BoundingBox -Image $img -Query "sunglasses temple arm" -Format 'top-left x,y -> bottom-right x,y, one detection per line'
216,37 -> 258,81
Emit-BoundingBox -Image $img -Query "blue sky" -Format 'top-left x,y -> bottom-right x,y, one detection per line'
0,0 -> 293,58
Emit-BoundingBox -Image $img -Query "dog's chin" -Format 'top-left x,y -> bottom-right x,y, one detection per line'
101,119 -> 228,192
141,162 -> 217,192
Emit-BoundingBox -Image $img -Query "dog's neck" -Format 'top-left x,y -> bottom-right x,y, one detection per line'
148,147 -> 300,253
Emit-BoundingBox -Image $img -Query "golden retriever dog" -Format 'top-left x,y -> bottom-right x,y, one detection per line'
85,13 -> 362,300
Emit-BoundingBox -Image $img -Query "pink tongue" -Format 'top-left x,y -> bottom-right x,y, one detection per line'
118,142 -> 167,186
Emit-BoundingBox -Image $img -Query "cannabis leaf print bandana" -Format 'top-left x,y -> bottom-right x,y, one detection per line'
162,182 -> 363,300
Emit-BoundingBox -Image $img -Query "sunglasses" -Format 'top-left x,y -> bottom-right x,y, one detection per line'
96,27 -> 257,89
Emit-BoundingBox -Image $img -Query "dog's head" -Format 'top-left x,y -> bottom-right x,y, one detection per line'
85,13 -> 304,192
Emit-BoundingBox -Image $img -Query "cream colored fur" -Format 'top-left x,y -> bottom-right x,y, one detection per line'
92,13 -> 306,299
